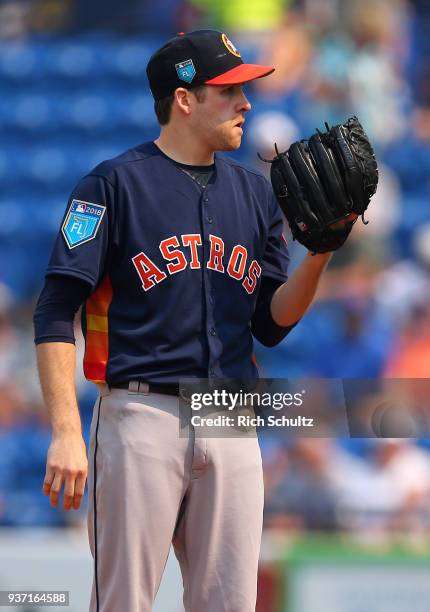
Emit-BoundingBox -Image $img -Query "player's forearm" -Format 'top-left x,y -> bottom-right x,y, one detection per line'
36,342 -> 82,437
270,252 -> 332,326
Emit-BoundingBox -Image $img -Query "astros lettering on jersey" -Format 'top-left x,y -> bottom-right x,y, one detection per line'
132,233 -> 262,294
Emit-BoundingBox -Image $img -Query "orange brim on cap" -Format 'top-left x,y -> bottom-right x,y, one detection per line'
205,63 -> 275,85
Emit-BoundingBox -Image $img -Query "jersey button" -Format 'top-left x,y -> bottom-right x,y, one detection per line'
207,216 -> 213,223
210,327 -> 216,336
203,197 -> 209,203
209,369 -> 215,377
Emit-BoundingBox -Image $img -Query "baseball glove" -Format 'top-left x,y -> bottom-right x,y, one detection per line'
262,116 -> 379,253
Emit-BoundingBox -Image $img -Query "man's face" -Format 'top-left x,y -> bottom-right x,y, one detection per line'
189,84 -> 252,152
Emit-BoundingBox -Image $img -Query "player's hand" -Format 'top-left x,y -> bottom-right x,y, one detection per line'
43,433 -> 88,511
329,211 -> 358,230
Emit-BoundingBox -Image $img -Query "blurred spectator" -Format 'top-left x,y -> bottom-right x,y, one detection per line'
308,298 -> 388,377
0,284 -> 16,383
384,302 -> 430,378
264,439 -> 340,532
341,0 -> 408,144
256,10 -> 315,97
334,440 -> 430,533
0,0 -> 31,38
374,259 -> 430,326
264,439 -> 378,532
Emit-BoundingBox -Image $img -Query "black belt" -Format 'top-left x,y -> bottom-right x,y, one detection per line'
111,381 -> 180,396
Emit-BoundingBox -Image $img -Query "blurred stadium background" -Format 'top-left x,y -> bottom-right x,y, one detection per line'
1,0 -> 430,610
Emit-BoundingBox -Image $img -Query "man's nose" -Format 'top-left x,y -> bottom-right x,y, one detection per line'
239,91 -> 252,112
242,95 -> 252,112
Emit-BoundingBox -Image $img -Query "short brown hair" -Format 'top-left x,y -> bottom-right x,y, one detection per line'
154,86 -> 207,126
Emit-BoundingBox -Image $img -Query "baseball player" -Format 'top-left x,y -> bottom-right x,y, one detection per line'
34,30 -> 336,612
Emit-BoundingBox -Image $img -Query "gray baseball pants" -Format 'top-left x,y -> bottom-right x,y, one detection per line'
87,385 -> 264,612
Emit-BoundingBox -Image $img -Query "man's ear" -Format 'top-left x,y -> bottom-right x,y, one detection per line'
174,88 -> 192,116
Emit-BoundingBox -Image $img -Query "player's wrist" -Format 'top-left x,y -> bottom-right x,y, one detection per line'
51,422 -> 83,439
305,251 -> 332,267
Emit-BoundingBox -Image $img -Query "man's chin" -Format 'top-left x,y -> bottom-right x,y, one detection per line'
219,138 -> 242,152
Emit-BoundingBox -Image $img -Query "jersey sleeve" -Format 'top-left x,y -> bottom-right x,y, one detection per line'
45,174 -> 115,288
33,274 -> 92,345
260,190 -> 290,283
251,276 -> 298,347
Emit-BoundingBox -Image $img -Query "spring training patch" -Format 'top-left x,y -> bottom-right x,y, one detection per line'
175,59 -> 196,84
62,199 -> 106,249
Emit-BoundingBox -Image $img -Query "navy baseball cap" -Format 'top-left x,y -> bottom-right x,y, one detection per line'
146,29 -> 275,101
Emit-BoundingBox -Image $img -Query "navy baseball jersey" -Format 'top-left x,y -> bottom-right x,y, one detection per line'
45,142 -> 290,384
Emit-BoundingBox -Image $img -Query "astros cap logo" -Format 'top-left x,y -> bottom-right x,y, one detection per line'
221,33 -> 241,58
